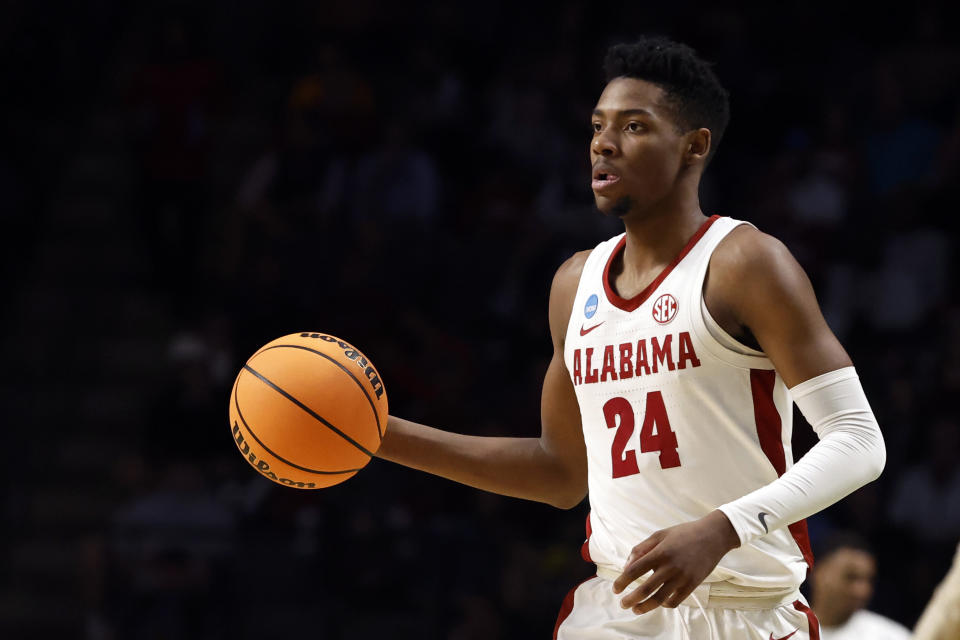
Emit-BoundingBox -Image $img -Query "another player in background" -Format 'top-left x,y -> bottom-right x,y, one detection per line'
913,541 -> 960,640
376,36 -> 886,639
809,531 -> 910,640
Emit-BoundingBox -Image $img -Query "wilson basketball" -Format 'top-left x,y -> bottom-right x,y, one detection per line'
228,332 -> 388,489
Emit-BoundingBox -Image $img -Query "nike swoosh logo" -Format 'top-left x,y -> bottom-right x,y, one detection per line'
758,512 -> 770,533
769,630 -> 797,640
580,322 -> 605,336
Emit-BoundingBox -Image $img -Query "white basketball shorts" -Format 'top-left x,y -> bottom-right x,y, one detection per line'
554,575 -> 820,640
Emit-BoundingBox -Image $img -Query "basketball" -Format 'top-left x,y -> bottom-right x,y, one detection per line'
228,332 -> 388,489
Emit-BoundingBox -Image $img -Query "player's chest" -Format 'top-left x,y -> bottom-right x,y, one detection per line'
566,288 -> 701,387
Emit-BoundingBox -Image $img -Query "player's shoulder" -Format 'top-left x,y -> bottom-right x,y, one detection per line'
711,222 -> 796,274
552,249 -> 592,290
705,221 -> 817,326
548,250 -> 592,345
708,222 -> 808,294
550,249 -> 591,314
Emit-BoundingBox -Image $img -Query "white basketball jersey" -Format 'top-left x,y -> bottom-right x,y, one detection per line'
563,215 -> 812,593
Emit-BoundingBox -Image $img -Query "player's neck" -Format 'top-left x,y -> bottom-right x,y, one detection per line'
619,192 -> 707,277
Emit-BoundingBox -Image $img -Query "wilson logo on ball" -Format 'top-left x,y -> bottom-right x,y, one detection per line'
232,422 -> 317,488
652,294 -> 678,324
301,333 -> 385,400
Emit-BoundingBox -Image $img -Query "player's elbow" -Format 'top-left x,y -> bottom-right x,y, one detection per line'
535,441 -> 587,509
865,433 -> 886,482
543,466 -> 587,509
552,470 -> 589,509
549,486 -> 588,510
850,425 -> 886,486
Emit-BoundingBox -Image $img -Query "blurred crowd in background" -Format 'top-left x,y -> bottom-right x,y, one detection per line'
2,1 -> 959,638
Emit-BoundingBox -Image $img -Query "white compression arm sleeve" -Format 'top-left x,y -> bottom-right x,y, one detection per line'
718,367 -> 886,546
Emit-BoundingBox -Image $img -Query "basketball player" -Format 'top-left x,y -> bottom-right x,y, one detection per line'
376,36 -> 886,639
913,540 -> 960,640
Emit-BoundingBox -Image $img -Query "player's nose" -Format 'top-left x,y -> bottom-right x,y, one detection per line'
592,130 -> 619,157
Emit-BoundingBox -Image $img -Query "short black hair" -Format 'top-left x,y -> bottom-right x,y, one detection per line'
814,530 -> 874,563
604,36 -> 730,162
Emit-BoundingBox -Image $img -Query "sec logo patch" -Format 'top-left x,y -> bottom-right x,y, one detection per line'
652,293 -> 678,324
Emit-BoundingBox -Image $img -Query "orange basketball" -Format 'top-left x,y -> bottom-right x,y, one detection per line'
228,332 -> 388,489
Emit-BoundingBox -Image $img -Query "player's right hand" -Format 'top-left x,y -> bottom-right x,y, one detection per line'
613,510 -> 740,614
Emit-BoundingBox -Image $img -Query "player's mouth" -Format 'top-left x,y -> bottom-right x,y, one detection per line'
592,167 -> 621,192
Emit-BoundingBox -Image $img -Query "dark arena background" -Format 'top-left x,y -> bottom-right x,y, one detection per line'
2,1 -> 959,638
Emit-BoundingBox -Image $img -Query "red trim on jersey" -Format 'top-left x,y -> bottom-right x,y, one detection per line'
750,369 -> 815,570
788,520 -> 815,569
581,512 -> 593,562
602,214 -> 720,312
792,600 -> 821,640
751,369 -> 786,475
553,576 -> 596,640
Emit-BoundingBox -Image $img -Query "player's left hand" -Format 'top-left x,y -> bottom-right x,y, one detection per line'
613,509 -> 741,614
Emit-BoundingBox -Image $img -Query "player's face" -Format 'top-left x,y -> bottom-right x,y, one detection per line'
590,77 -> 690,218
814,548 -> 876,617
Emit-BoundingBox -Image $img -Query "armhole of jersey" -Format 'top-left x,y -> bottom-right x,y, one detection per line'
688,220 -> 776,371
563,234 -> 625,368
700,296 -> 765,357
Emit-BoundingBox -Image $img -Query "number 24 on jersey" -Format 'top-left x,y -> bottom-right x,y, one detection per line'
603,391 -> 681,478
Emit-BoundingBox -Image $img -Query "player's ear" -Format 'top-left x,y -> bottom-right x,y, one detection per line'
684,128 -> 711,165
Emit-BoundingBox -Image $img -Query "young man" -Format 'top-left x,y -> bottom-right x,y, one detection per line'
810,532 -> 909,640
376,36 -> 886,639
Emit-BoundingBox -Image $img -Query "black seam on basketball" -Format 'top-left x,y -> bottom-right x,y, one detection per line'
242,364 -> 377,457
254,344 -> 383,439
234,374 -> 363,475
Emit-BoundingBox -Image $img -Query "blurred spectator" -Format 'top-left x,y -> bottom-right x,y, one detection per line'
112,460 -> 236,560
153,311 -> 236,457
888,417 -> 960,544
129,14 -> 222,291
863,212 -> 952,332
865,64 -> 942,195
353,119 -> 440,223
108,460 -> 236,639
811,531 -> 910,640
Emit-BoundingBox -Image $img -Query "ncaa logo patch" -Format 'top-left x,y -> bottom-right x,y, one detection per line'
584,294 -> 599,319
652,293 -> 678,324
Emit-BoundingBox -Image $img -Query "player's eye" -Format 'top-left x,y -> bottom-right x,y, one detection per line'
626,121 -> 645,133
592,122 -> 602,133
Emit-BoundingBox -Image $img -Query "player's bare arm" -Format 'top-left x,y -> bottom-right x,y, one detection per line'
704,225 -> 852,386
375,252 -> 589,509
615,226 -> 884,614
